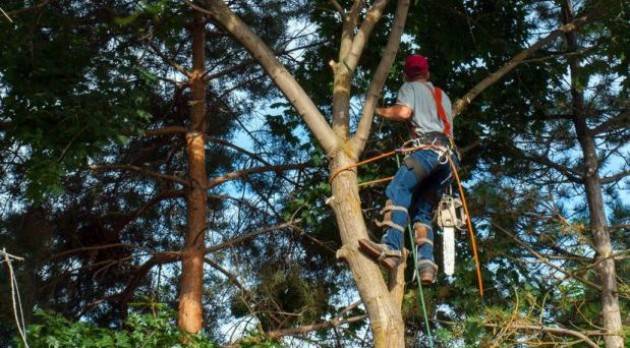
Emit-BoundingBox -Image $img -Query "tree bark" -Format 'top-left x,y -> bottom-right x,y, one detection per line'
329,151 -> 405,347
562,2 -> 623,346
178,12 -> 209,334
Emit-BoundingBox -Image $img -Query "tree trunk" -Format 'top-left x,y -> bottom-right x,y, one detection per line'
328,150 -> 405,347
178,13 -> 208,334
562,2 -> 623,346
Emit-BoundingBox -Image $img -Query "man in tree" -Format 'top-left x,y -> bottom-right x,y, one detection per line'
359,54 -> 455,285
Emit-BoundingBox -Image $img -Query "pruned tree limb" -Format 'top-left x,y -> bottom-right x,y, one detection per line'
191,0 -> 339,155
351,0 -> 410,154
453,14 -> 591,116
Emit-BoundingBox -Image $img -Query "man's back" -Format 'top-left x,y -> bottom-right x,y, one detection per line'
396,81 -> 453,136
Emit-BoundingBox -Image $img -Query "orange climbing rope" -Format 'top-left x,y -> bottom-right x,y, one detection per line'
446,154 -> 484,298
329,142 -> 485,298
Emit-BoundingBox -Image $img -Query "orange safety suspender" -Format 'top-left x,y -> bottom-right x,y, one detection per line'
432,87 -> 452,137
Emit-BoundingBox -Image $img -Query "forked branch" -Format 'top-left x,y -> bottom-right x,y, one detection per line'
352,0 -> 411,154
190,0 -> 339,154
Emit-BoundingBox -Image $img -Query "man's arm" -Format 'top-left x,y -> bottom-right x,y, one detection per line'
376,105 -> 413,122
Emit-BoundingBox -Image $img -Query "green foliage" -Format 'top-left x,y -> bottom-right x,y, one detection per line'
19,309 -> 216,348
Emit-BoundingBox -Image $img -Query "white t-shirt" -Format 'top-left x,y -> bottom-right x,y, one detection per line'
396,81 -> 453,135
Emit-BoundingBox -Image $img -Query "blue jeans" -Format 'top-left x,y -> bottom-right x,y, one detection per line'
381,149 -> 454,263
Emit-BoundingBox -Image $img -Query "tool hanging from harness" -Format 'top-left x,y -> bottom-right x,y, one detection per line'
436,192 -> 467,276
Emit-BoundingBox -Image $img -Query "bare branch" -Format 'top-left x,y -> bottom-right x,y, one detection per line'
207,136 -> 270,166
191,0 -> 339,155
351,0 -> 411,154
90,164 -> 190,186
453,14 -> 591,116
266,300 -> 366,339
600,169 -> 630,184
206,163 -> 308,189
205,220 -> 301,254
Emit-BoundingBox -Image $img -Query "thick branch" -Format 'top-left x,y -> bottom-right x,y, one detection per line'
453,14 -> 591,116
144,126 -> 187,137
194,0 -> 339,154
351,0 -> 410,155
206,163 -> 307,189
90,164 -> 190,186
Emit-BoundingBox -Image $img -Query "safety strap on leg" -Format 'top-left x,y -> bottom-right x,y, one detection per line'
379,204 -> 408,216
375,219 -> 406,232
413,222 -> 433,246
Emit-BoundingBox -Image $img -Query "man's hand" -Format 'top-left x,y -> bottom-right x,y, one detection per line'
376,105 -> 413,122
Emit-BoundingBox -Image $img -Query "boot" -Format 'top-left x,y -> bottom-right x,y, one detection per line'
358,239 -> 402,271
417,260 -> 438,285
